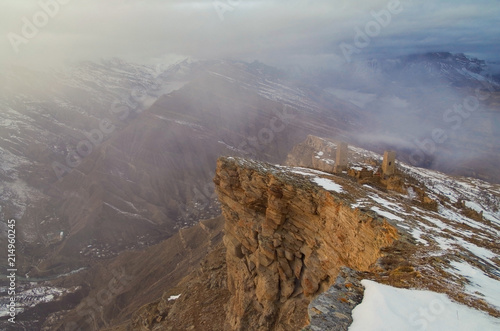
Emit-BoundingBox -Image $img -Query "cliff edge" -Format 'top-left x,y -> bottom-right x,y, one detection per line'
100,136 -> 500,331
214,157 -> 398,330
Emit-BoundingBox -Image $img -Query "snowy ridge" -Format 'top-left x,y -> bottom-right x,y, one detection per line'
207,64 -> 323,113
371,52 -> 500,88
0,59 -> 194,223
288,137 -> 500,327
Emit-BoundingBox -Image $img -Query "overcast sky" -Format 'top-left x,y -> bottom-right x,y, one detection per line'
1,0 -> 499,71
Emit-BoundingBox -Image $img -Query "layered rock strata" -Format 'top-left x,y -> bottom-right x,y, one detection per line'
214,157 -> 398,331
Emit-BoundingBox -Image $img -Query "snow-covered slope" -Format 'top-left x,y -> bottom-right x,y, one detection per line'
372,52 -> 499,88
350,280 -> 500,331
286,136 -> 500,328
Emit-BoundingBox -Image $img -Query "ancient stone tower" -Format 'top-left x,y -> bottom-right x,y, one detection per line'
382,151 -> 396,176
334,142 -> 348,173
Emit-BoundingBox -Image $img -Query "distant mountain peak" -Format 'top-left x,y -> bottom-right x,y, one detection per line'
361,51 -> 498,88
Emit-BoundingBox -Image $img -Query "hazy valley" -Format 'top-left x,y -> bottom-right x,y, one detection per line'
0,53 -> 499,330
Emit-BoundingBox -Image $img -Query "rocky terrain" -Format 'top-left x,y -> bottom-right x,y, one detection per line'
0,59 -> 204,276
2,216 -> 225,331
1,58 -> 361,279
214,157 -> 398,330
103,136 -> 499,331
2,54 -> 499,279
1,53 -> 500,329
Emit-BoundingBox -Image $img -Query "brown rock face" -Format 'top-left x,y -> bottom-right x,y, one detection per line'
214,157 -> 398,331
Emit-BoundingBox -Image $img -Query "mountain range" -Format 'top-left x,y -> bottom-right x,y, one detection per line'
0,52 -> 499,329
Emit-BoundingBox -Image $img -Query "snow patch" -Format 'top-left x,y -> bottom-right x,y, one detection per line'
370,206 -> 405,222
411,228 -> 429,245
312,177 -> 344,193
448,261 -> 500,310
349,280 -> 500,331
168,294 -> 181,301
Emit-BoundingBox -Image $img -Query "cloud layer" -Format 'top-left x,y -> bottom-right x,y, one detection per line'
1,0 -> 499,70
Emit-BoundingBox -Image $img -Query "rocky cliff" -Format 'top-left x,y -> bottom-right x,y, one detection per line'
213,157 -> 399,330
81,136 -> 500,331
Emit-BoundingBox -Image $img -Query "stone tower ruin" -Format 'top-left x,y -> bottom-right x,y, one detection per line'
334,142 -> 348,173
382,151 -> 396,176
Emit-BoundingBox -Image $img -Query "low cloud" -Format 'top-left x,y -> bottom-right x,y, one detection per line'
1,0 -> 499,71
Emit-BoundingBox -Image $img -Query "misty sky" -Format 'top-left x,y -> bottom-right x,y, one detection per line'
1,0 -> 499,71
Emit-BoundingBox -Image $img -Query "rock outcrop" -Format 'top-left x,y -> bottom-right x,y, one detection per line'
214,157 -> 399,330
66,138 -> 499,331
304,267 -> 365,331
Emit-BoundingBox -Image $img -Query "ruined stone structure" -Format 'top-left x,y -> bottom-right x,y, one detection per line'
285,136 -> 344,175
382,151 -> 396,176
334,142 -> 348,173
348,167 -> 375,180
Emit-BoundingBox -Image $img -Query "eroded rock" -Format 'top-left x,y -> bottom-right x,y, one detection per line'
214,157 -> 398,331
